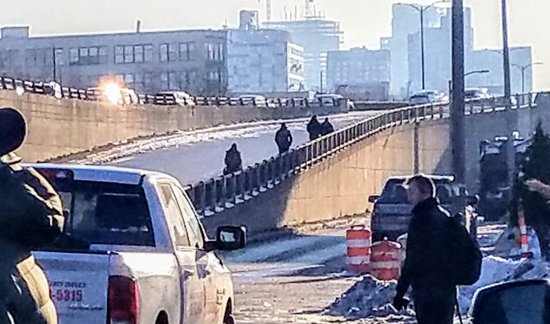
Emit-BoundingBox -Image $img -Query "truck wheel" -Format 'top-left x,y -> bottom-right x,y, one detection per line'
155,312 -> 169,324
223,300 -> 234,324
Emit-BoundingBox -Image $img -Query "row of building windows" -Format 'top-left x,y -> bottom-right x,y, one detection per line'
115,44 -> 154,64
8,42 -> 225,68
69,46 -> 108,66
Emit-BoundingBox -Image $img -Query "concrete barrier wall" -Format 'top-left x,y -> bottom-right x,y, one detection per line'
0,90 -> 345,162
202,104 -> 550,236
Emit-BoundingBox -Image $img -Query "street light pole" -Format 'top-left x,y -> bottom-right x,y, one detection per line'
512,63 -> 542,94
52,47 -> 57,82
420,9 -> 426,89
402,0 -> 448,91
500,0 -> 516,195
451,0 -> 465,187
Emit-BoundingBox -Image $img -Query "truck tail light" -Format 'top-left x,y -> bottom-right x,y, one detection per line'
108,276 -> 138,324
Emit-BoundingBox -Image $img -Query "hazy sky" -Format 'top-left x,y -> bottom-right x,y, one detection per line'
1,0 -> 548,89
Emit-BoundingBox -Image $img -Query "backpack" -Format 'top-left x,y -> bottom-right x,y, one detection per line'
446,215 -> 483,286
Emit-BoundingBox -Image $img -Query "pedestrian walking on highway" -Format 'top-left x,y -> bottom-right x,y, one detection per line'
320,117 -> 334,136
0,107 -> 65,323
307,115 -> 322,141
392,174 -> 481,324
224,143 -> 243,175
275,123 -> 293,155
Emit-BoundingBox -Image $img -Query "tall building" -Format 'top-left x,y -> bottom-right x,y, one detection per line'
263,16 -> 342,91
407,7 -> 474,94
226,11 -> 304,94
0,26 -> 228,95
326,47 -> 390,100
466,47 -> 533,95
388,3 -> 443,97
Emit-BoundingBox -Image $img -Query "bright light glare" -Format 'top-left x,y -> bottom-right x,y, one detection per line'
103,83 -> 121,105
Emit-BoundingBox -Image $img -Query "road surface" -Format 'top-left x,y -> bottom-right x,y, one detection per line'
77,110 -> 384,185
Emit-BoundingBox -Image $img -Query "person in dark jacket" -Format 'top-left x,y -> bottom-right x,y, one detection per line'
306,115 -> 322,141
0,107 -> 64,323
393,174 -> 456,324
224,143 -> 243,175
275,123 -> 293,155
320,117 -> 334,136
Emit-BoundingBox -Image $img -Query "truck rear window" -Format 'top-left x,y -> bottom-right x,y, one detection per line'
377,178 -> 456,204
58,181 -> 155,246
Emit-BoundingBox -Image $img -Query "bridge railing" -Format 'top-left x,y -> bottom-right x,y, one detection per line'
0,75 -> 348,109
186,93 -> 536,216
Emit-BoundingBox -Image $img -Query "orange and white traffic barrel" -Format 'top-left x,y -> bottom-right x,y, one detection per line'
369,239 -> 402,280
518,203 -> 531,259
346,225 -> 372,273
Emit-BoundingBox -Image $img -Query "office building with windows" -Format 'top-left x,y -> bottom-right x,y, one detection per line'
227,12 -> 305,94
0,26 -> 228,95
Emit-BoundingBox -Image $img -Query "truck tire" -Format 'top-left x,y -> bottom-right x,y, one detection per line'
223,300 -> 234,324
155,312 -> 169,324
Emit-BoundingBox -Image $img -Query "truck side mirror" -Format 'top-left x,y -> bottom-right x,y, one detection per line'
368,195 -> 380,203
215,226 -> 247,251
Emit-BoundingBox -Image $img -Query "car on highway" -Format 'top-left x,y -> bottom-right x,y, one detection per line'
368,175 -> 475,241
534,91 -> 550,107
408,90 -> 448,105
31,164 -> 245,324
314,93 -> 355,110
238,94 -> 268,107
155,91 -> 196,106
464,88 -> 491,101
87,85 -> 140,105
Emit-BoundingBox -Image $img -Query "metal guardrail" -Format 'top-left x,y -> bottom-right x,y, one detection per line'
0,76 -> 345,108
185,93 -> 536,216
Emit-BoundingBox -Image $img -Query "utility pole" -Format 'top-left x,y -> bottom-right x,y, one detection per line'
451,0 -> 465,187
501,0 -> 516,195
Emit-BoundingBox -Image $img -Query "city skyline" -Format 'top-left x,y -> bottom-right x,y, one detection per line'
0,0 -> 548,89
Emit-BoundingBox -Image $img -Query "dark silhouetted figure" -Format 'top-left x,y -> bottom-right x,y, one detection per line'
307,115 -> 322,141
320,117 -> 334,136
393,174 -> 478,324
0,107 -> 64,323
224,143 -> 243,175
275,123 -> 293,154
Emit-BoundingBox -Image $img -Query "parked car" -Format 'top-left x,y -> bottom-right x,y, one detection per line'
409,90 -> 448,105
368,175 -> 476,241
156,91 -> 196,106
30,164 -> 245,324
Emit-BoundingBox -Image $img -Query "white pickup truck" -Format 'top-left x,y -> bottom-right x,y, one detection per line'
29,164 -> 246,324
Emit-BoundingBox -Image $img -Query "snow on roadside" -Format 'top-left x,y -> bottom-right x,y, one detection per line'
325,275 -> 415,320
326,256 -> 549,320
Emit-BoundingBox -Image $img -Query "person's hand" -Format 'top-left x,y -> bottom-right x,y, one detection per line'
525,179 -> 550,200
392,296 -> 409,311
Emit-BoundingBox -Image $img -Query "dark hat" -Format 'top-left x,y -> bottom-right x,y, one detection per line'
0,107 -> 27,156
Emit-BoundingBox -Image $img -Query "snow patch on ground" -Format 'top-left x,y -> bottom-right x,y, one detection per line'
458,256 -> 549,314
325,275 -> 415,320
326,257 -> 549,320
